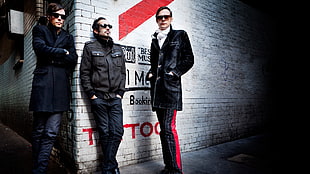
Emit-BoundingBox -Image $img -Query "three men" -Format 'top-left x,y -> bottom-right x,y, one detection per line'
35,3 -> 193,174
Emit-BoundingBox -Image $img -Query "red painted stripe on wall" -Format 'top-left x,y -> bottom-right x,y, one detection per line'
119,0 -> 174,40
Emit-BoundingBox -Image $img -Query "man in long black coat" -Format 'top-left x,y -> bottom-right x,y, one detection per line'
147,7 -> 194,174
29,3 -> 77,173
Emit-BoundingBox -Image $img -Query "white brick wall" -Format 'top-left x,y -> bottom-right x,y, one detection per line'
0,0 -> 274,173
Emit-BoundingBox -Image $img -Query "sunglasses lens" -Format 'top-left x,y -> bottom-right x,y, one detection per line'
156,15 -> 171,20
52,13 -> 66,20
101,24 -> 112,29
52,13 -> 59,18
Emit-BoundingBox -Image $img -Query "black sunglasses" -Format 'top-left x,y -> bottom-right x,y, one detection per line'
51,13 -> 67,20
156,15 -> 171,20
99,24 -> 113,29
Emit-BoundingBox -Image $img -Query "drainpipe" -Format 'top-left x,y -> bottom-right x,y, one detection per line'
35,0 -> 43,20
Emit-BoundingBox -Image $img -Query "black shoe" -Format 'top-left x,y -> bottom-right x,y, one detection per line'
113,168 -> 120,174
102,168 -> 120,174
159,169 -> 169,174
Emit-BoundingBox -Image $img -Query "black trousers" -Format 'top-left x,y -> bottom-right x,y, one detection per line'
32,112 -> 62,174
91,97 -> 124,174
156,108 -> 183,174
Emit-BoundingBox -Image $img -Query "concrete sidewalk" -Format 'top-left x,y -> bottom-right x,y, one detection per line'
0,121 -> 274,174
119,134 -> 274,174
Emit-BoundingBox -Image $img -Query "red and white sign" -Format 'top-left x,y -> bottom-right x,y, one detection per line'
119,0 -> 174,40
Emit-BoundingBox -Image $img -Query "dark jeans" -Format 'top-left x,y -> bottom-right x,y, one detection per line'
156,109 -> 183,174
32,112 -> 62,174
91,97 -> 124,173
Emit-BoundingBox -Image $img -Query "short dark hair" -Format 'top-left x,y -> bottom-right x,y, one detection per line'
47,3 -> 64,15
155,6 -> 172,18
92,17 -> 107,31
92,17 -> 107,38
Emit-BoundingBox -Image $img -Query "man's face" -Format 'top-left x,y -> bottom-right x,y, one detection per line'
49,9 -> 66,28
94,19 -> 112,38
156,9 -> 173,30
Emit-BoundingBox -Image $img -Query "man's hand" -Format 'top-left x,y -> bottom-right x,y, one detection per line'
64,49 -> 69,55
91,95 -> 98,100
167,71 -> 174,76
148,73 -> 153,79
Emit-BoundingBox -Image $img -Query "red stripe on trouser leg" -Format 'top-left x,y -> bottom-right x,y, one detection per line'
171,110 -> 182,171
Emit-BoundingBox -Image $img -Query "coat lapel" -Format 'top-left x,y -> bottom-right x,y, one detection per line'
152,32 -> 160,51
54,30 -> 67,47
152,29 -> 175,51
161,37 -> 169,49
161,29 -> 175,50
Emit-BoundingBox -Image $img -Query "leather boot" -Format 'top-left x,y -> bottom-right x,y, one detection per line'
113,168 -> 120,174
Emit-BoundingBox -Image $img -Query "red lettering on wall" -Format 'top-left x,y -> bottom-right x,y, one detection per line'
82,128 -> 96,145
119,0 -> 174,40
140,122 -> 153,137
154,122 -> 160,135
84,122 -> 161,145
123,123 -> 140,139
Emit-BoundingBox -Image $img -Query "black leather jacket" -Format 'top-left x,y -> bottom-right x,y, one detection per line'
147,27 -> 194,111
80,38 -> 126,99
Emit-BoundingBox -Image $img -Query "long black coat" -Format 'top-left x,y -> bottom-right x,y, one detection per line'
148,28 -> 194,111
29,24 -> 77,112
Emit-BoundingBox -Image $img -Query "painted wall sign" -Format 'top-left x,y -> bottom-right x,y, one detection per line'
119,0 -> 174,40
83,122 -> 160,145
121,45 -> 151,91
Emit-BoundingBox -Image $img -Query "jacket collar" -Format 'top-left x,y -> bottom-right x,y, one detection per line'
54,31 -> 67,47
152,25 -> 174,50
152,32 -> 160,50
48,23 -> 67,47
96,36 -> 114,48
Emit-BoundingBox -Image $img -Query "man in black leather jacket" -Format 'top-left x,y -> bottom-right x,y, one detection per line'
80,17 -> 126,174
147,6 -> 194,174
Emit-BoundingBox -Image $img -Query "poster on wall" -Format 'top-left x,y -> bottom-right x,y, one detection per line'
8,9 -> 24,35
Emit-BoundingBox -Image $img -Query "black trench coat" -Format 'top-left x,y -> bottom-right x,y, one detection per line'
29,24 -> 77,112
147,28 -> 194,111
